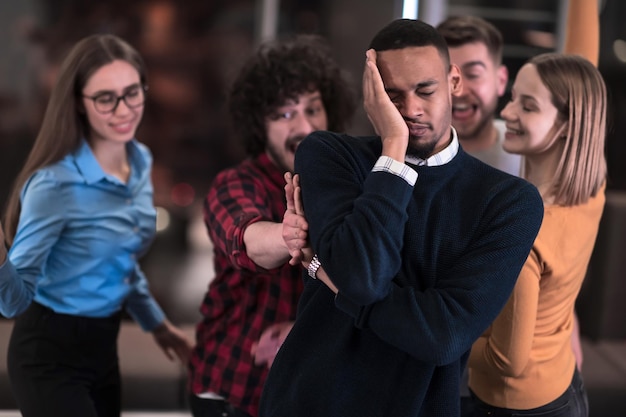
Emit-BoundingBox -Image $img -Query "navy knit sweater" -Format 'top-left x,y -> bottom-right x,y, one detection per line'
259,132 -> 543,417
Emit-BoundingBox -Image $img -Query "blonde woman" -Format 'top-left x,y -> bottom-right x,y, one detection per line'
467,53 -> 606,417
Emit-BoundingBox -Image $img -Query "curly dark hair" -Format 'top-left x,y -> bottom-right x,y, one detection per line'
229,34 -> 356,156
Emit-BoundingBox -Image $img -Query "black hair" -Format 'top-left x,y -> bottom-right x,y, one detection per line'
369,19 -> 450,68
229,34 -> 356,156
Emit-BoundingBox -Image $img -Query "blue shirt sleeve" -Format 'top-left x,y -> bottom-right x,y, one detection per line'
125,263 -> 166,331
0,171 -> 66,317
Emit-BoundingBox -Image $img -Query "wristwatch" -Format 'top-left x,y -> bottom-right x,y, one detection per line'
307,254 -> 321,279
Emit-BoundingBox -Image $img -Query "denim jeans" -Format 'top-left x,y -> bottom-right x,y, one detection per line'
469,369 -> 588,417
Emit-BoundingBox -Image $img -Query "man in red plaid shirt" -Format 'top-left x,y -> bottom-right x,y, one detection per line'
188,35 -> 356,417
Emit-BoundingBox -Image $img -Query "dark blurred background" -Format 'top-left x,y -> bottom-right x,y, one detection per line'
1,0 -> 625,323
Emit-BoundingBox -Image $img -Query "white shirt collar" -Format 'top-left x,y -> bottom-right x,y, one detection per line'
404,127 -> 459,167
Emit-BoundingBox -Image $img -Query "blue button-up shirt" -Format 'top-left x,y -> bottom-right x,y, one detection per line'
0,139 -> 165,331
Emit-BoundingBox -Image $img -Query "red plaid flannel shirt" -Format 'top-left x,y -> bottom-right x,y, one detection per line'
189,153 -> 304,416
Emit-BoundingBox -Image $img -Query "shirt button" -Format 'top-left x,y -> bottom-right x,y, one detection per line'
124,277 -> 130,284
133,226 -> 139,232
126,199 -> 132,205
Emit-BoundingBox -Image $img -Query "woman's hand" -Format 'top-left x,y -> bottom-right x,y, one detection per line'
152,319 -> 193,364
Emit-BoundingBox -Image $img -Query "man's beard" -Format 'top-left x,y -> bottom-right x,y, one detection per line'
462,110 -> 496,141
406,134 -> 438,160
266,134 -> 307,173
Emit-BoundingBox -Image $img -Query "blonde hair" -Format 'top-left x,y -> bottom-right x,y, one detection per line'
530,53 -> 607,206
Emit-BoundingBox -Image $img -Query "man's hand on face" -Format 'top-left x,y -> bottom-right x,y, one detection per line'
363,49 -> 409,161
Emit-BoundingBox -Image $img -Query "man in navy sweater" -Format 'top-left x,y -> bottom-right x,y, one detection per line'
259,19 -> 543,417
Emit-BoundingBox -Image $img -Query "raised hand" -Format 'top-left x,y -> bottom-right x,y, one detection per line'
282,172 -> 312,266
363,49 -> 408,159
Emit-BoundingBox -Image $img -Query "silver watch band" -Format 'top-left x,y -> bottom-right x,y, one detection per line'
307,254 -> 321,279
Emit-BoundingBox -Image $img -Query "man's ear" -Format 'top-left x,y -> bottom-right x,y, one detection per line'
496,64 -> 508,97
449,63 -> 463,97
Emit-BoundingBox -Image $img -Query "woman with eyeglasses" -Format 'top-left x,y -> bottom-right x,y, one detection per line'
0,34 -> 191,417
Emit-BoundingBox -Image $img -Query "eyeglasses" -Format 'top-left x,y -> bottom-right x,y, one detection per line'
83,85 -> 147,114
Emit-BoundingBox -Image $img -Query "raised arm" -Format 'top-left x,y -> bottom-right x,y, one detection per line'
563,0 -> 599,66
562,0 -> 599,370
205,170 -> 290,271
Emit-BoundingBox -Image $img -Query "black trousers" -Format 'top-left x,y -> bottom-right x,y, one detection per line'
7,302 -> 122,417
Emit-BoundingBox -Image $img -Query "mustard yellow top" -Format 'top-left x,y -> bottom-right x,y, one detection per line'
468,0 -> 602,408
468,188 -> 605,409
563,0 -> 600,65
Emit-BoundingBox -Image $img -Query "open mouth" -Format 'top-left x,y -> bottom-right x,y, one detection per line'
506,127 -> 524,135
452,103 -> 477,120
286,137 -> 306,154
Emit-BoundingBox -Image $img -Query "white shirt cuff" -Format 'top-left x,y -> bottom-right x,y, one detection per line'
372,156 -> 418,186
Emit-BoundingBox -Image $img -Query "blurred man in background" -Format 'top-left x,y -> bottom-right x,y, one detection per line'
187,34 -> 356,417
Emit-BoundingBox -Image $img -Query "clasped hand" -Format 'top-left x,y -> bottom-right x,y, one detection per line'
282,172 -> 313,267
